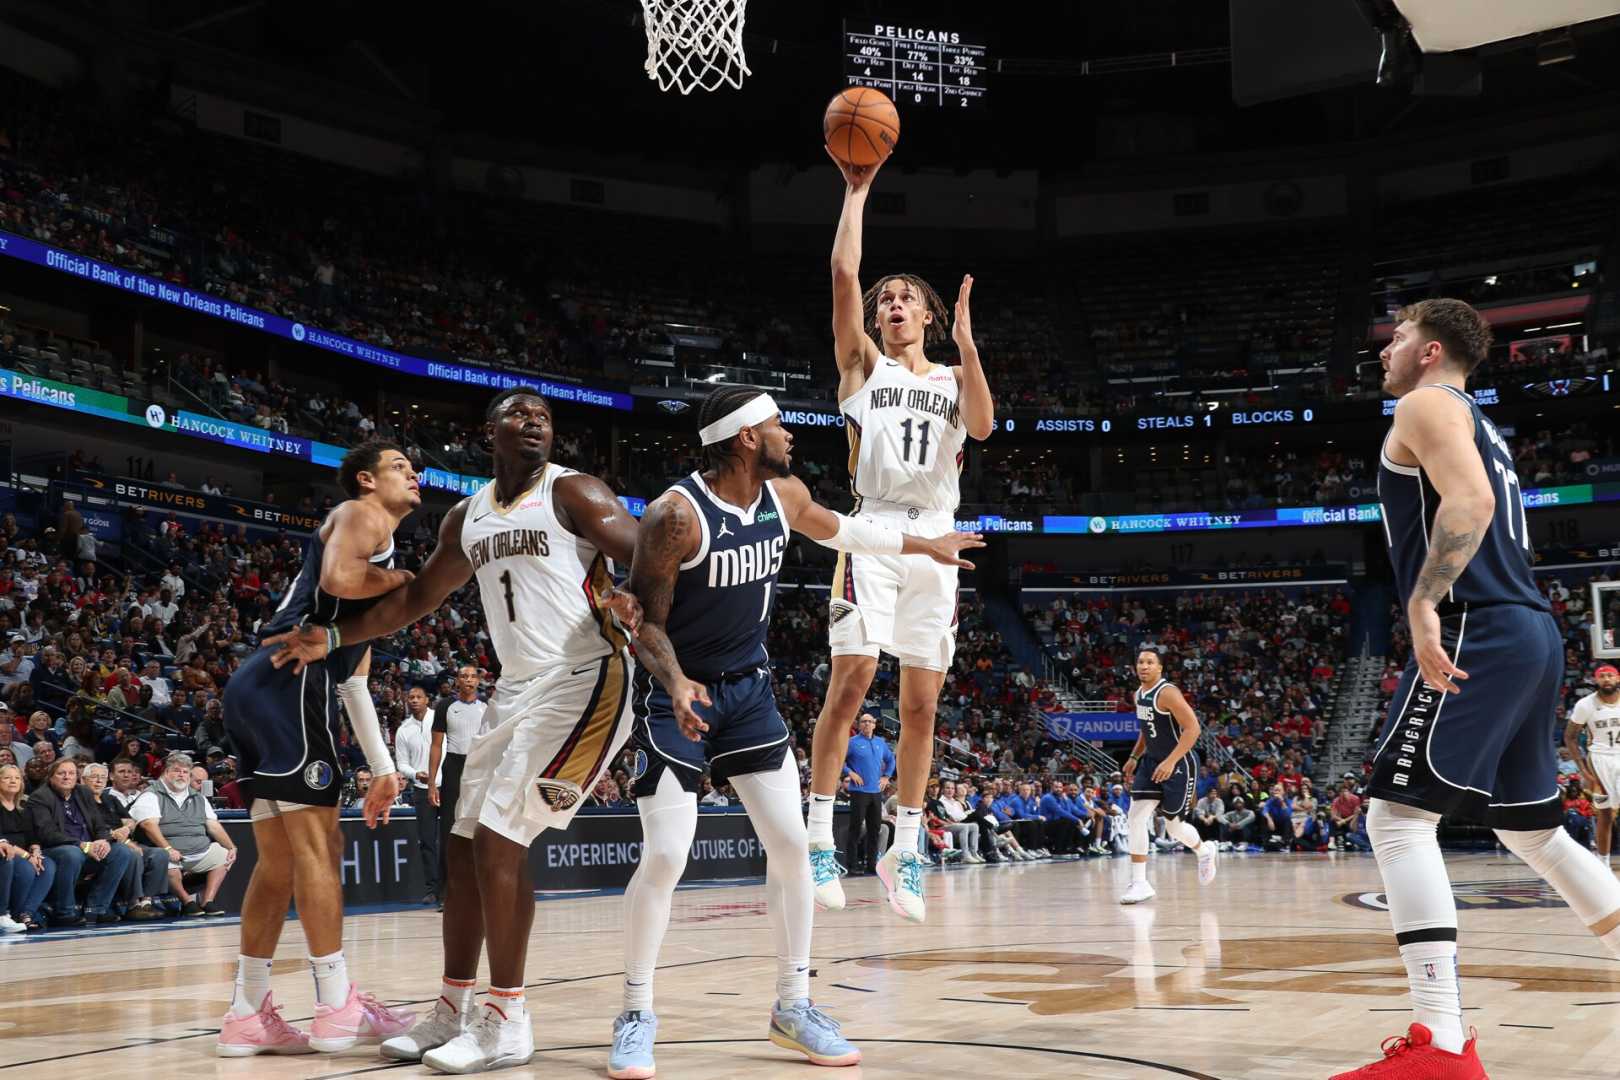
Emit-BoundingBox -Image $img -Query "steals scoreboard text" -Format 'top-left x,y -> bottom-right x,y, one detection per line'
844,22 -> 988,108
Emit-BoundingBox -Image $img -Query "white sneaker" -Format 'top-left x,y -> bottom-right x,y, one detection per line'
381,996 -> 470,1061
421,1006 -> 534,1074
0,914 -> 25,934
808,843 -> 847,911
1119,879 -> 1156,905
876,847 -> 927,922
965,850 -> 985,864
1197,842 -> 1219,885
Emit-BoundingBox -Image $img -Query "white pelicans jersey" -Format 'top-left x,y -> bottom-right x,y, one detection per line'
1572,691 -> 1620,755
841,358 -> 966,513
459,463 -> 627,681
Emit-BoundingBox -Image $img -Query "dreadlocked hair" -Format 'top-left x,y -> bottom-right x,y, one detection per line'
862,273 -> 949,349
697,384 -> 767,473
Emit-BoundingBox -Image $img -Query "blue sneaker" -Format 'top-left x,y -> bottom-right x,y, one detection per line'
769,999 -> 860,1067
809,843 -> 846,910
607,1010 -> 657,1079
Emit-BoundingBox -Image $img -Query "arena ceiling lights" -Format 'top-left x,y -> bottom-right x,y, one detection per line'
1390,0 -> 1620,51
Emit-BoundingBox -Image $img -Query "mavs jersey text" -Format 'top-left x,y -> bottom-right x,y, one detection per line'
633,473 -> 794,795
226,531 -> 395,806
1130,679 -> 1197,817
1369,383 -> 1564,828
449,462 -> 635,845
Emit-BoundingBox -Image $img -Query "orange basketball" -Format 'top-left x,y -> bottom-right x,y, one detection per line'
824,87 -> 900,167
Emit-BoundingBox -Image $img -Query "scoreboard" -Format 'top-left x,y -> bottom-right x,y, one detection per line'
844,21 -> 988,108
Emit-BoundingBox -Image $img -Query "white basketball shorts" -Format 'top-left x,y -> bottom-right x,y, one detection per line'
452,648 -> 634,847
827,498 -> 958,672
1591,752 -> 1620,811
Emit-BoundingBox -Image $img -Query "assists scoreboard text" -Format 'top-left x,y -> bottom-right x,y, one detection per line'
844,21 -> 988,108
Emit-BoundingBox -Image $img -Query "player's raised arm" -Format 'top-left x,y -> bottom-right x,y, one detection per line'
769,475 -> 984,568
951,274 -> 995,440
1392,389 -> 1496,692
553,472 -> 643,633
626,492 -> 711,740
318,502 -> 413,599
266,501 -> 476,671
829,151 -> 884,400
1152,684 -> 1201,783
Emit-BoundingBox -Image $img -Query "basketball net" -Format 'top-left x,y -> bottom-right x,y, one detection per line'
640,0 -> 750,94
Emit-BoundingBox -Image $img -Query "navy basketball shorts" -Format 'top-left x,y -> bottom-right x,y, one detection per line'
1367,603 -> 1564,830
224,647 -> 344,808
1130,749 -> 1198,818
631,668 -> 790,797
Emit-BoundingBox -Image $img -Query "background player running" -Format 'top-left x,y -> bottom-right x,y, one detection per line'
218,441 -> 418,1057
1120,647 -> 1217,905
807,149 -> 995,923
606,385 -> 980,1080
267,387 -> 642,1074
1334,299 -> 1620,1079
1566,664 -> 1620,870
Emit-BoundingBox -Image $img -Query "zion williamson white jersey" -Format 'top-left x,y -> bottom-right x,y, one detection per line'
1572,691 -> 1620,755
459,463 -> 628,681
840,358 -> 966,513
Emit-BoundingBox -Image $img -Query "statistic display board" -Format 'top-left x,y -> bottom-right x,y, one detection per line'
844,21 -> 988,108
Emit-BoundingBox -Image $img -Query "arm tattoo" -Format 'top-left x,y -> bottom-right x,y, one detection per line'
627,499 -> 691,692
1412,505 -> 1486,606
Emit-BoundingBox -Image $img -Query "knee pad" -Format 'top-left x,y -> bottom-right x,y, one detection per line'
1127,799 -> 1155,856
1365,798 -> 1441,858
1495,825 -> 1616,925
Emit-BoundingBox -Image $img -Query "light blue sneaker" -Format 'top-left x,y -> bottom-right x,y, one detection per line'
876,846 -> 926,921
809,843 -> 847,910
769,999 -> 861,1066
607,1010 -> 657,1079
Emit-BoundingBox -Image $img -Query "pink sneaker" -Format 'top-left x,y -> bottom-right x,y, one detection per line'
308,985 -> 416,1052
216,993 -> 314,1057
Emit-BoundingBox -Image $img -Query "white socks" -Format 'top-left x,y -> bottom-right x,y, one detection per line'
894,806 -> 923,855
1130,859 -> 1147,884
309,950 -> 350,1008
807,794 -> 835,847
441,976 -> 477,1017
230,954 -> 274,1018
730,758 -> 815,1013
1400,941 -> 1464,1054
486,986 -> 524,1022
623,769 -> 697,1016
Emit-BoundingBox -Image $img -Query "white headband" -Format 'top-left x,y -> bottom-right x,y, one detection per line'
699,394 -> 779,446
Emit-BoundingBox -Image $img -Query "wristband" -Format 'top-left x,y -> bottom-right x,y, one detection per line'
326,623 -> 342,653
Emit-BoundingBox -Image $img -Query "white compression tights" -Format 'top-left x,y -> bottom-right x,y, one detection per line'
621,756 -> 813,1013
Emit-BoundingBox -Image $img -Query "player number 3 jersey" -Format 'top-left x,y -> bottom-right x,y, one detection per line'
841,359 -> 966,513
460,463 -> 628,681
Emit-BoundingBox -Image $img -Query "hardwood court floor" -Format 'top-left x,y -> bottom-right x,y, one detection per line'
5,850 -> 1619,1079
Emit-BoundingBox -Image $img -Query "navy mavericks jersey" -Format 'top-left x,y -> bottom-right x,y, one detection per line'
662,473 -> 790,680
1377,384 -> 1547,614
259,525 -> 396,683
1134,679 -> 1182,759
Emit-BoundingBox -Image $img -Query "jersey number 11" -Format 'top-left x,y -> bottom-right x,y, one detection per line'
899,418 -> 932,466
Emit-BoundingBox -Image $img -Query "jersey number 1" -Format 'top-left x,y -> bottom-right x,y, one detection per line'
499,569 -> 516,621
899,418 -> 932,466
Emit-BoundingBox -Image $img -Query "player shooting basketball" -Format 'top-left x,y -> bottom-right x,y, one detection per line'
805,142 -> 994,923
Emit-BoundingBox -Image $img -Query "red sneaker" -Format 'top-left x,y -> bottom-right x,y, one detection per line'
1330,1024 -> 1489,1080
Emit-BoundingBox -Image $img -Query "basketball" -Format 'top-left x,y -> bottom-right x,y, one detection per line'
824,86 -> 900,167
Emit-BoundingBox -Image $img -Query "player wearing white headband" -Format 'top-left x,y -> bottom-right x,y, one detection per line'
604,384 -> 982,1078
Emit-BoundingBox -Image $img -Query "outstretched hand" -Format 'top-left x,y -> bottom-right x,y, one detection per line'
952,274 -> 976,355
671,677 -> 712,742
364,772 -> 406,828
921,531 -> 986,569
827,145 -> 885,193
